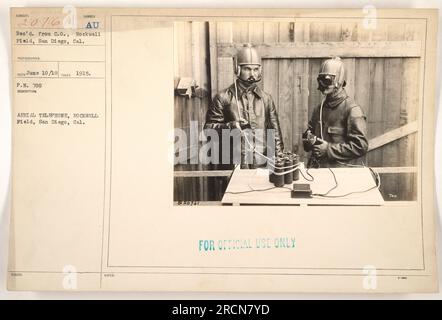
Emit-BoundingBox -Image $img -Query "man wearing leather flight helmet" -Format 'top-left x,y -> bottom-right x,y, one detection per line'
303,56 -> 368,167
204,44 -> 284,168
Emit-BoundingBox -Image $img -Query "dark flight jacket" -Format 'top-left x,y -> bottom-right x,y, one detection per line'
204,82 -> 284,167
304,89 -> 368,167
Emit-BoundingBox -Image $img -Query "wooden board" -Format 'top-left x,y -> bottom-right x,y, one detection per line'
367,57 -> 385,166
217,41 -> 422,58
381,23 -> 405,199
222,166 -> 384,206
278,59 -> 294,150
292,59 -> 309,158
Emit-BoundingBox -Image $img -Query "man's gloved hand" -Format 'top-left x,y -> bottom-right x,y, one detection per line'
302,129 -> 311,139
302,129 -> 315,148
312,139 -> 329,159
227,121 -> 238,129
228,119 -> 250,130
239,119 -> 251,129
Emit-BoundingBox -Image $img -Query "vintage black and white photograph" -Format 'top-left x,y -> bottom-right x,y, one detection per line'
5,6 -> 438,294
173,17 -> 423,205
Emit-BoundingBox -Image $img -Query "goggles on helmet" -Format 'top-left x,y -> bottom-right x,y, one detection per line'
317,74 -> 335,87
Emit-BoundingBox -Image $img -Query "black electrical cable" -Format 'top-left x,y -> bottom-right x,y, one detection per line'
312,166 -> 381,198
312,167 -> 338,196
312,184 -> 379,198
225,185 -> 292,195
226,187 -> 288,194
300,168 -> 314,182
225,186 -> 277,194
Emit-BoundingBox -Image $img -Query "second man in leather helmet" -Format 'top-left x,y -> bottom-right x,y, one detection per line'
303,57 -> 369,167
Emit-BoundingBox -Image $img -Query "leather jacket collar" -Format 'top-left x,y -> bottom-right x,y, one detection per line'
229,80 -> 263,99
325,88 -> 348,109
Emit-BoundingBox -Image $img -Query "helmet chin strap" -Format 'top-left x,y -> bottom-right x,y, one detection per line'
320,85 -> 341,97
238,78 -> 261,87
329,86 -> 343,97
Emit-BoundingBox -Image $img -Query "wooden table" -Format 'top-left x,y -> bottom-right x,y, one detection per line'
221,164 -> 385,206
